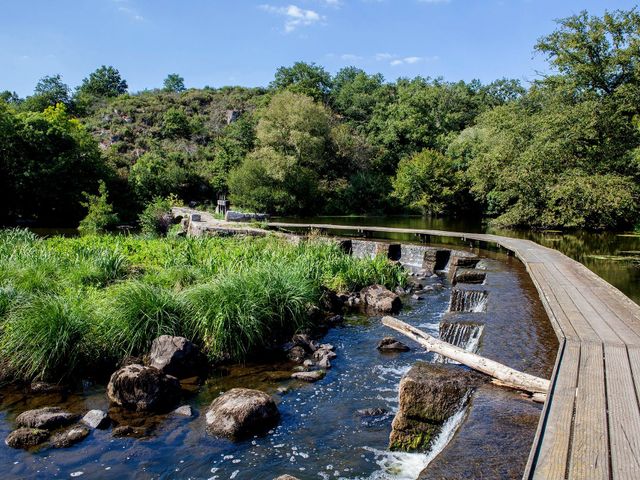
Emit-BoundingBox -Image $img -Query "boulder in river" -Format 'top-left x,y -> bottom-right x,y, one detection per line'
107,364 -> 181,412
148,335 -> 200,379
377,336 -> 410,352
206,388 -> 280,440
389,362 -> 485,452
16,407 -> 78,430
51,424 -> 90,448
5,427 -> 49,449
360,285 -> 402,313
274,476 -> 300,480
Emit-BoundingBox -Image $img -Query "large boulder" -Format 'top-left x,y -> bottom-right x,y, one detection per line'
360,285 -> 402,313
206,388 -> 279,440
15,407 -> 78,430
107,364 -> 181,412
5,428 -> 49,449
148,335 -> 200,379
389,362 -> 484,452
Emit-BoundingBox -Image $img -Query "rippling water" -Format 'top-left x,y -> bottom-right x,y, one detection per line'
1,247 -> 557,479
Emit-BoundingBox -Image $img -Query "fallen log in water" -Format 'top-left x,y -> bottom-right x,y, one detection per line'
382,316 -> 550,395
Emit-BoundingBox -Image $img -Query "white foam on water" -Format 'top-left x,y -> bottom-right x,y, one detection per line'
364,399 -> 468,479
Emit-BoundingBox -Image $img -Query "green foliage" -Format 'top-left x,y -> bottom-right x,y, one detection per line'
21,74 -> 71,112
138,196 -> 177,236
0,103 -> 109,226
78,180 -> 119,235
77,65 -> 128,98
392,149 -> 464,216
271,62 -> 332,102
163,73 -> 186,93
129,152 -> 190,202
0,231 -> 407,381
161,107 -> 190,138
0,291 -> 94,381
99,281 -> 189,358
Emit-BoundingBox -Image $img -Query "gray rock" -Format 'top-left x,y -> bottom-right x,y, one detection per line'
286,345 -> 306,363
225,211 -> 269,222
292,334 -> 318,353
303,359 -> 315,367
16,407 -> 78,430
377,336 -> 410,352
360,285 -> 402,313
29,382 -> 65,394
5,428 -> 49,449
51,425 -> 90,448
389,362 -> 485,452
357,407 -> 389,417
412,294 -> 423,301
172,405 -> 193,417
274,476 -> 300,480
148,335 -> 200,379
107,364 -> 181,412
206,388 -> 279,440
81,409 -> 109,429
291,370 -> 326,382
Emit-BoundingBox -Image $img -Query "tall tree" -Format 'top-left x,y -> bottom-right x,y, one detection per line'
77,65 -> 128,98
270,62 -> 332,102
535,8 -> 640,95
163,73 -> 186,93
22,74 -> 71,111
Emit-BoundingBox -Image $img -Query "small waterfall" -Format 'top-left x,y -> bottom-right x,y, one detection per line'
435,320 -> 484,363
449,289 -> 488,313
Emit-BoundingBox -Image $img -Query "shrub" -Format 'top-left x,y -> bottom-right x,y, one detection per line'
138,196 -> 177,236
78,180 -> 119,235
0,291 -> 93,381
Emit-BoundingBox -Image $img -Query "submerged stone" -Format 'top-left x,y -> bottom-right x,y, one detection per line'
5,427 -> 49,449
291,370 -> 326,382
206,388 -> 279,440
51,424 -> 90,448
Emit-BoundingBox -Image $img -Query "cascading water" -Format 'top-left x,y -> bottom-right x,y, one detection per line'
449,289 -> 488,313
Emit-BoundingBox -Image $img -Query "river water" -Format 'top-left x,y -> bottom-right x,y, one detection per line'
277,216 -> 640,306
0,234 -> 558,479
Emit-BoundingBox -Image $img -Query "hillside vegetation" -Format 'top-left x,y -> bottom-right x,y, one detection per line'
2,8 -> 640,231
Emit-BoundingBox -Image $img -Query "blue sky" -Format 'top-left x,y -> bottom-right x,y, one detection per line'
1,0 -> 637,96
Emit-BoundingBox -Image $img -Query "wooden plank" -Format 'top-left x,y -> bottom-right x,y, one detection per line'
605,345 -> 640,479
568,342 -> 609,480
528,340 -> 580,480
528,263 -> 578,341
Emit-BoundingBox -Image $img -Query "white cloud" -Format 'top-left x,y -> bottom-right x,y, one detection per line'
375,52 -> 394,61
341,53 -> 363,61
261,4 -> 325,32
386,55 -> 439,66
111,0 -> 144,21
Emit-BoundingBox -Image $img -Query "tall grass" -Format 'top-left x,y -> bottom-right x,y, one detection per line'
0,291 -> 94,381
185,259 -> 317,361
0,230 -> 407,382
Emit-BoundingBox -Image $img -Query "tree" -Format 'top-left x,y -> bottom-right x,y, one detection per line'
0,90 -> 21,105
129,151 -> 190,202
21,75 -> 71,112
229,91 -> 330,213
331,67 -> 389,125
392,149 -> 463,216
77,65 -> 128,98
270,62 -> 332,102
0,103 -> 108,225
161,107 -> 190,138
163,73 -> 186,93
78,180 -> 119,235
535,9 -> 640,95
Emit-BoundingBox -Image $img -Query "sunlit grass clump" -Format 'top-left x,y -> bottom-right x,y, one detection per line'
0,230 -> 407,382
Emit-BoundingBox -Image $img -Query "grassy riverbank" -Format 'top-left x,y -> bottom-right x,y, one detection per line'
0,230 -> 407,383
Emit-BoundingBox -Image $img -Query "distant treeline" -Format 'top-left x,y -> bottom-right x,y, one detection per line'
2,8 -> 640,231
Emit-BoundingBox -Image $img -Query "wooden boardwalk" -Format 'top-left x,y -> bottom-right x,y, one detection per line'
268,222 -> 640,480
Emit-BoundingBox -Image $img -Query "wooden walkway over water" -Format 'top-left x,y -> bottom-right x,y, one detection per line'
268,222 -> 640,480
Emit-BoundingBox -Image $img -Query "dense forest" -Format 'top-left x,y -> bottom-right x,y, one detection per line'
2,8 -> 640,231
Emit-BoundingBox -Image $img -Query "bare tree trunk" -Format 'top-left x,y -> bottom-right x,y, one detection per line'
382,316 -> 550,394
